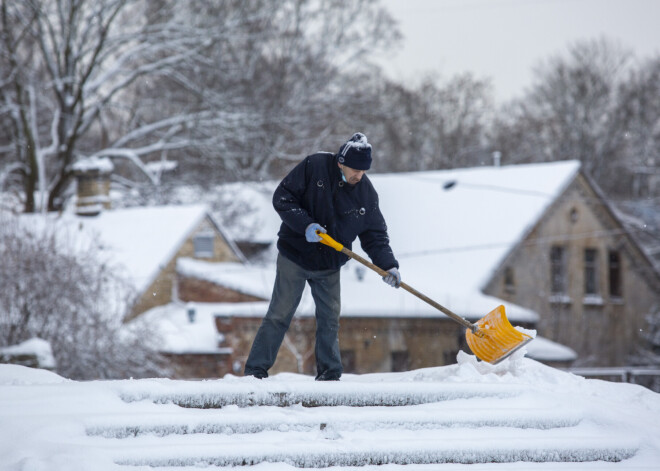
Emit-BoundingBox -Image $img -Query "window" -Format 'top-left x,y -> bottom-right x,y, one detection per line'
609,250 -> 623,298
550,246 -> 567,294
584,248 -> 598,295
193,233 -> 214,258
391,351 -> 409,372
504,266 -> 515,293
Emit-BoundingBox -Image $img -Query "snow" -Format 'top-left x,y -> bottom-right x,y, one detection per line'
145,160 -> 178,173
135,302 -> 228,355
1,352 -> 659,470
339,132 -> 372,155
0,338 -> 56,370
71,156 -> 114,174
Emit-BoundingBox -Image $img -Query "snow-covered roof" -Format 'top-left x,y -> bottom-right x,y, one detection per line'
18,204 -> 239,296
3,355 -> 660,469
134,302 -> 229,355
193,161 -> 582,322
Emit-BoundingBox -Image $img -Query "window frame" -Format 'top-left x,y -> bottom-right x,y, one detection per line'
550,245 -> 567,295
584,248 -> 599,296
608,250 -> 623,299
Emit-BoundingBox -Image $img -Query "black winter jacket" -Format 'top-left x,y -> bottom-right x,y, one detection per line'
273,152 -> 398,272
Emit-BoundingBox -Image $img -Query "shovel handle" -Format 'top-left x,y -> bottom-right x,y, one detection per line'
317,232 -> 477,332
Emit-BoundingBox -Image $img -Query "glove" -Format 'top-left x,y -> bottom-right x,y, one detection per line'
305,223 -> 326,243
382,267 -> 401,288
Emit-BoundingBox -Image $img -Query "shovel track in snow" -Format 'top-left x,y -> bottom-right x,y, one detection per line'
118,381 -> 524,408
99,379 -> 641,467
114,441 -> 636,468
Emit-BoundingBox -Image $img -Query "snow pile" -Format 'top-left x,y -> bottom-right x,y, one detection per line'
0,338 -> 56,370
132,302 -> 227,354
1,355 -> 659,470
0,364 -> 65,386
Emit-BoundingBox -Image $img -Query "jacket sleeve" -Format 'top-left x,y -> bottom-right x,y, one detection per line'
358,201 -> 399,271
272,157 -> 315,235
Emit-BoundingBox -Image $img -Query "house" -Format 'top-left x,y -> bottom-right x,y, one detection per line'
15,201 -> 246,378
482,170 -> 660,366
138,159 -> 660,378
18,203 -> 245,321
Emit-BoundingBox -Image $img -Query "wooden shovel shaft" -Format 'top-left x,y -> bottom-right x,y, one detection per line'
339,245 -> 477,332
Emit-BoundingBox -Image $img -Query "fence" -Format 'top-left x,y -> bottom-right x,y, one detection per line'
566,367 -> 660,392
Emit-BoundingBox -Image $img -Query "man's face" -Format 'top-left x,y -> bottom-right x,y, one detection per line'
339,163 -> 365,185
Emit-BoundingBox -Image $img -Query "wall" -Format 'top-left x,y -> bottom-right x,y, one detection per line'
215,315 -> 462,376
163,352 -> 233,379
178,277 -> 264,303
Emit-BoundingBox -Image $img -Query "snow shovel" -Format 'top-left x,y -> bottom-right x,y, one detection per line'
317,232 -> 533,364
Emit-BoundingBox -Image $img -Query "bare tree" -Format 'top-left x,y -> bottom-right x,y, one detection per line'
0,0 -> 401,209
0,214 -> 168,379
616,55 -> 660,194
490,38 -> 633,191
167,0 -> 401,184
0,1 -> 262,211
357,72 -> 494,173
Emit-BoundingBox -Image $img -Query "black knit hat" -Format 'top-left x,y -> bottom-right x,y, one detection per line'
337,132 -> 372,170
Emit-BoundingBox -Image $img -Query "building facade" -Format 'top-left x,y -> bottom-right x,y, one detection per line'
484,173 -> 660,366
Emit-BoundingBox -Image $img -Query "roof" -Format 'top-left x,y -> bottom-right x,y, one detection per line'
193,160 -> 582,322
17,204 -> 242,296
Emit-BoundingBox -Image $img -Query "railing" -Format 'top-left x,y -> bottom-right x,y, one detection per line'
565,367 -> 660,392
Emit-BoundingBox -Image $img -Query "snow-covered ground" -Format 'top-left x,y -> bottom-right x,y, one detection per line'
2,350 -> 659,470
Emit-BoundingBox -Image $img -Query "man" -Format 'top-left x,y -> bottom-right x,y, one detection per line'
244,132 -> 401,381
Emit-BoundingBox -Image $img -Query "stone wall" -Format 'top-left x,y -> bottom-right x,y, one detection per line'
163,352 -> 233,379
216,315 -> 463,377
178,277 -> 264,303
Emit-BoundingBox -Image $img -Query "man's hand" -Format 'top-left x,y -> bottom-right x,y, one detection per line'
305,223 -> 326,242
382,267 -> 401,288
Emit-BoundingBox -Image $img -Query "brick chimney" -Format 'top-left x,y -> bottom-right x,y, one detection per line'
72,157 -> 113,216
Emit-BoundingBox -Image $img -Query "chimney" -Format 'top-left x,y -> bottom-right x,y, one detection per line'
72,157 -> 113,216
492,151 -> 502,167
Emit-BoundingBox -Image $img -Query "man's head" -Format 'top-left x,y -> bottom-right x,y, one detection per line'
337,132 -> 371,184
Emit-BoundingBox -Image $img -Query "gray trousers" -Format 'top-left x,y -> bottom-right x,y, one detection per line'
244,254 -> 342,379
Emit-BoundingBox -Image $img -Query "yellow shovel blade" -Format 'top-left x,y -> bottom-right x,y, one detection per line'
465,305 -> 533,364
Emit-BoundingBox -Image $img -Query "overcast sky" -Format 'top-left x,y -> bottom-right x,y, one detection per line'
378,0 -> 660,102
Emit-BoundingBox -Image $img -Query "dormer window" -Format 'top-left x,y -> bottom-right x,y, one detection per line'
193,233 -> 214,258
